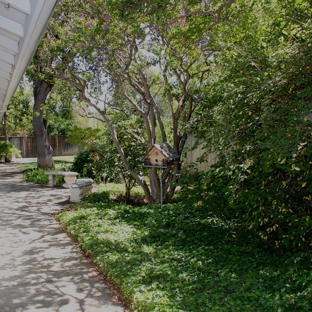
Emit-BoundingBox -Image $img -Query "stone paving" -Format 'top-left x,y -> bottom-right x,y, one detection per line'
0,162 -> 126,312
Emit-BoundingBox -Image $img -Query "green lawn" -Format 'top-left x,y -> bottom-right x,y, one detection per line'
55,188 -> 312,312
16,156 -> 75,172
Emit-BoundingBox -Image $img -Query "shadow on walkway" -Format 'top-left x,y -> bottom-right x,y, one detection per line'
0,163 -> 126,312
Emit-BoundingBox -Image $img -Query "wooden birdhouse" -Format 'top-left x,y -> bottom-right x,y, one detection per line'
142,143 -> 179,168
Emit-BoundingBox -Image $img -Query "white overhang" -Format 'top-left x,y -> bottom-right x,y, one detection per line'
0,0 -> 58,121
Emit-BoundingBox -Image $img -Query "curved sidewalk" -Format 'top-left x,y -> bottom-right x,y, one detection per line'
0,163 -> 126,312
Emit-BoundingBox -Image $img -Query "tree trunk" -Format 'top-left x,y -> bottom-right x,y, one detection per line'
33,80 -> 54,169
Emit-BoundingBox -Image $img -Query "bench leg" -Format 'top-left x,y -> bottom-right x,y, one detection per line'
48,175 -> 56,187
69,188 -> 82,202
69,185 -> 93,202
82,184 -> 93,197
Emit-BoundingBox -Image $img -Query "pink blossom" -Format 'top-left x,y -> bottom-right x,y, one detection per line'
104,14 -> 111,21
86,21 -> 92,28
103,24 -> 108,30
89,0 -> 93,3
180,12 -> 186,17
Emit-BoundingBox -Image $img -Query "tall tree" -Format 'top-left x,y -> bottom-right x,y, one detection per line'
26,1 -> 81,168
47,0 -> 237,203
32,63 -> 55,168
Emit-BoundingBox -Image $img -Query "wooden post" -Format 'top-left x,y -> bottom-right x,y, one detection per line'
23,135 -> 27,158
55,135 -> 59,156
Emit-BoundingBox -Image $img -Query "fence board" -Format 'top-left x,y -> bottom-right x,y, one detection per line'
184,135 -> 218,172
0,136 -> 80,158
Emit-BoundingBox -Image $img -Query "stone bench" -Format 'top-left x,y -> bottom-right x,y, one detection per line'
63,178 -> 93,202
45,171 -> 78,187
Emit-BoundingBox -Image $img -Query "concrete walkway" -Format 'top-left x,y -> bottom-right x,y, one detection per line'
0,163 -> 126,312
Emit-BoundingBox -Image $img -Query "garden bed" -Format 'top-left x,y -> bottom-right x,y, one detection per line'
55,188 -> 312,312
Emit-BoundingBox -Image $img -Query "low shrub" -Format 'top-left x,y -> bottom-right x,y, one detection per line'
71,147 -> 97,180
24,169 -> 49,184
181,149 -> 312,251
24,169 -> 64,185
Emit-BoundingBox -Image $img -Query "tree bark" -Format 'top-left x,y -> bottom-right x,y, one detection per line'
33,80 -> 54,169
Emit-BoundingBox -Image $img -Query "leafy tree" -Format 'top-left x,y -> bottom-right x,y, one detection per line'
45,83 -> 75,136
47,0 -> 237,203
26,1 -> 86,168
28,51 -> 55,168
68,112 -> 148,203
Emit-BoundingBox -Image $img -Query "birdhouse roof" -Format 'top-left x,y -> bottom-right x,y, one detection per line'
142,143 -> 180,161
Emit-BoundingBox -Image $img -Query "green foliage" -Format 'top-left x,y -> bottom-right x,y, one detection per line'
47,115 -> 73,136
97,183 -> 145,198
0,141 -> 22,161
71,147 -> 98,180
4,84 -> 33,136
82,190 -> 110,204
32,0 -> 237,203
24,169 -> 65,185
66,125 -> 101,149
56,187 -> 312,311
24,169 -> 49,184
47,84 -> 75,134
96,183 -> 146,205
16,156 -> 74,173
188,0 -> 312,250
69,118 -> 147,201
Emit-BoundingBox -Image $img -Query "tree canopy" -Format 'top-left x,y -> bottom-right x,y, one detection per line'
35,0 -> 238,203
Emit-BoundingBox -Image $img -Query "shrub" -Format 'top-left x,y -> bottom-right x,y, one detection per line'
24,169 -> 64,185
71,147 -> 98,180
183,148 -> 312,251
0,141 -> 21,162
25,169 -> 49,184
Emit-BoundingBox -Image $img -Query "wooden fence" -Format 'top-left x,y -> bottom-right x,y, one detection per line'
1,134 -> 214,170
183,135 -> 218,172
0,135 -> 80,158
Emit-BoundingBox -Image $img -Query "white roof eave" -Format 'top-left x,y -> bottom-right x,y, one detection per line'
0,0 -> 59,121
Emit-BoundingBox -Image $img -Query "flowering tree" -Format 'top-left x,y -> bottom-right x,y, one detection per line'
35,0 -> 237,201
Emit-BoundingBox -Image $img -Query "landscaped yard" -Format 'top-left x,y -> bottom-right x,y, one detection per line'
55,186 -> 312,312
16,158 -> 312,311
16,156 -> 75,185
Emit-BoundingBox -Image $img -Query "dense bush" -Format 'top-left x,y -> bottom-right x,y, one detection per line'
186,2 -> 312,251
198,100 -> 312,250
71,147 -> 98,180
181,145 -> 312,250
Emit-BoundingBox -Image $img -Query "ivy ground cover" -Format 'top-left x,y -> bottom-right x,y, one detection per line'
55,191 -> 312,312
